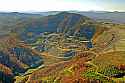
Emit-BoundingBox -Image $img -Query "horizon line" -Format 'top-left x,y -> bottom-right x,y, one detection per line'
0,10 -> 125,13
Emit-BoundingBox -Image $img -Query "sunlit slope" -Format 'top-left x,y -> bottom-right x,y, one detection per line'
92,23 -> 125,53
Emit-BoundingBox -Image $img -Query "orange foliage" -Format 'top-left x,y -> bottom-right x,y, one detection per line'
117,64 -> 125,70
0,64 -> 13,75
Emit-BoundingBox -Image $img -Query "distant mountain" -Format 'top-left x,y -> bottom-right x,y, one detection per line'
0,12 -> 43,35
33,11 -> 125,23
1,11 -> 124,36
11,12 -> 96,43
0,12 -> 42,17
75,11 -> 125,23
30,11 -> 61,16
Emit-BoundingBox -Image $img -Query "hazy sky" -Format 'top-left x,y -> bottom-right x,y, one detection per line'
0,0 -> 124,12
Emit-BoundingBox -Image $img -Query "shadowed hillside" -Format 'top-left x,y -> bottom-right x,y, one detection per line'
0,12 -> 124,83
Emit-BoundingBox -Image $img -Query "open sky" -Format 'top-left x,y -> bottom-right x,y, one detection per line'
0,0 -> 124,12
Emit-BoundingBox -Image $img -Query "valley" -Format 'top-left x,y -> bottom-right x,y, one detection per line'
0,12 -> 125,83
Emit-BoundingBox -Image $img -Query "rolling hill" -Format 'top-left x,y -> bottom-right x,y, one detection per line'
0,11 -> 124,83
